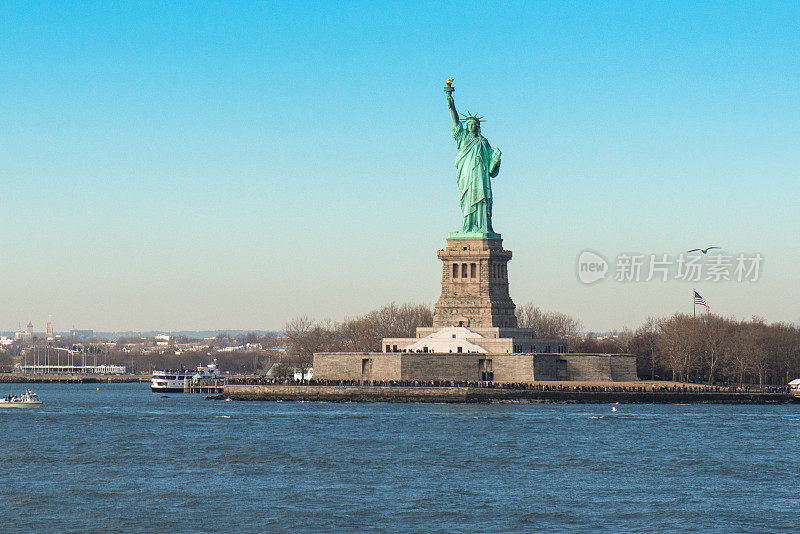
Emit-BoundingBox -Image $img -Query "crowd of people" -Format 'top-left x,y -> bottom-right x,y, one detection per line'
226,376 -> 790,394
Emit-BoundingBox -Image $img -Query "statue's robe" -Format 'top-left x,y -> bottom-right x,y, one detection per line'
452,123 -> 500,233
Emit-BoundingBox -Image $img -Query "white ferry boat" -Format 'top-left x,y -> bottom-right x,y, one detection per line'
151,360 -> 222,393
0,390 -> 43,408
789,378 -> 800,397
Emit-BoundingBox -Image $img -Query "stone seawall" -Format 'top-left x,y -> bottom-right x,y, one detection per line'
224,385 -> 796,404
226,384 -> 470,402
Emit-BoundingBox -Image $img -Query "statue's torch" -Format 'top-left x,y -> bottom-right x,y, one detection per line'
444,78 -> 454,94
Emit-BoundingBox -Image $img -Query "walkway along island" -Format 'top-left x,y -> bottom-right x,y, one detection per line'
219,380 -> 796,404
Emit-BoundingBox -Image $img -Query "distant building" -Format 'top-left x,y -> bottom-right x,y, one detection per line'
14,321 -> 34,341
45,321 -> 54,341
70,329 -> 94,339
20,364 -> 126,375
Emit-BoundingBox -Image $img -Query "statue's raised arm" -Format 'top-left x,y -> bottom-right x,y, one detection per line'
444,78 -> 459,128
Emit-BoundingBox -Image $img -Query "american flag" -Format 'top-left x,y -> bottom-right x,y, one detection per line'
694,290 -> 710,312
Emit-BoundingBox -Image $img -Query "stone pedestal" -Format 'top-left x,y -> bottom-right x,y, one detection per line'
433,238 -> 518,328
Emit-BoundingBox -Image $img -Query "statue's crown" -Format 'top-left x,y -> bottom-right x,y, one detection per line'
460,111 -> 485,123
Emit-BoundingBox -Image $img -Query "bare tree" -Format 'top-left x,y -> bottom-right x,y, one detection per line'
285,317 -> 347,378
767,322 -> 800,384
240,332 -> 260,345
368,302 -> 434,338
657,314 -> 701,382
724,322 -> 757,385
338,302 -> 433,352
270,362 -> 294,378
628,317 -> 662,379
748,320 -> 772,387
697,314 -> 732,385
336,316 -> 380,353
516,303 -> 582,338
569,334 -> 628,354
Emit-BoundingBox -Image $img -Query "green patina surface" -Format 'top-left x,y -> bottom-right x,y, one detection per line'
445,81 -> 502,239
448,229 -> 501,239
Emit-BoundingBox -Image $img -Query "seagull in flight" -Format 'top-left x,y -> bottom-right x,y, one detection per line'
687,246 -> 721,254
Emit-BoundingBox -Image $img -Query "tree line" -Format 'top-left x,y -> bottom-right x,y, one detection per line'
283,303 -> 433,372
5,302 -> 797,385
627,314 -> 800,386
283,302 -> 800,386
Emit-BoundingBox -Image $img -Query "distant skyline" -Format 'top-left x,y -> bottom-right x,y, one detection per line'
0,328 -> 277,339
2,1 -> 799,332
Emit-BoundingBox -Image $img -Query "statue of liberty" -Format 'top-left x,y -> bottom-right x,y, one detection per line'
445,79 -> 502,238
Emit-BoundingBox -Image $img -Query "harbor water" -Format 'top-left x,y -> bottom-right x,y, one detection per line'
1,382 -> 798,532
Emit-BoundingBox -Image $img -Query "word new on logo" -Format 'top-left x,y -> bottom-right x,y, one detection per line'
577,250 -> 609,284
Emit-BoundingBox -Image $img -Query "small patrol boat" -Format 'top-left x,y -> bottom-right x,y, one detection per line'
0,390 -> 43,408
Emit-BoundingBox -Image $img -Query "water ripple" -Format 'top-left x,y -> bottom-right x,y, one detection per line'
1,383 -> 798,532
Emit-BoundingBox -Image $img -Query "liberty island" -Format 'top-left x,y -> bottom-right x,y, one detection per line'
311,82 -> 638,385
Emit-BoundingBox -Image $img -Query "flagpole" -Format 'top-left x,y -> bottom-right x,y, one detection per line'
693,288 -> 696,318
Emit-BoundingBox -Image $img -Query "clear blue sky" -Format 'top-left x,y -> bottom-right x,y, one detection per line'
2,1 -> 798,332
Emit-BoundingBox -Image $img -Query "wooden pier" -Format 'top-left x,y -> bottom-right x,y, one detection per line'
184,379 -> 227,394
